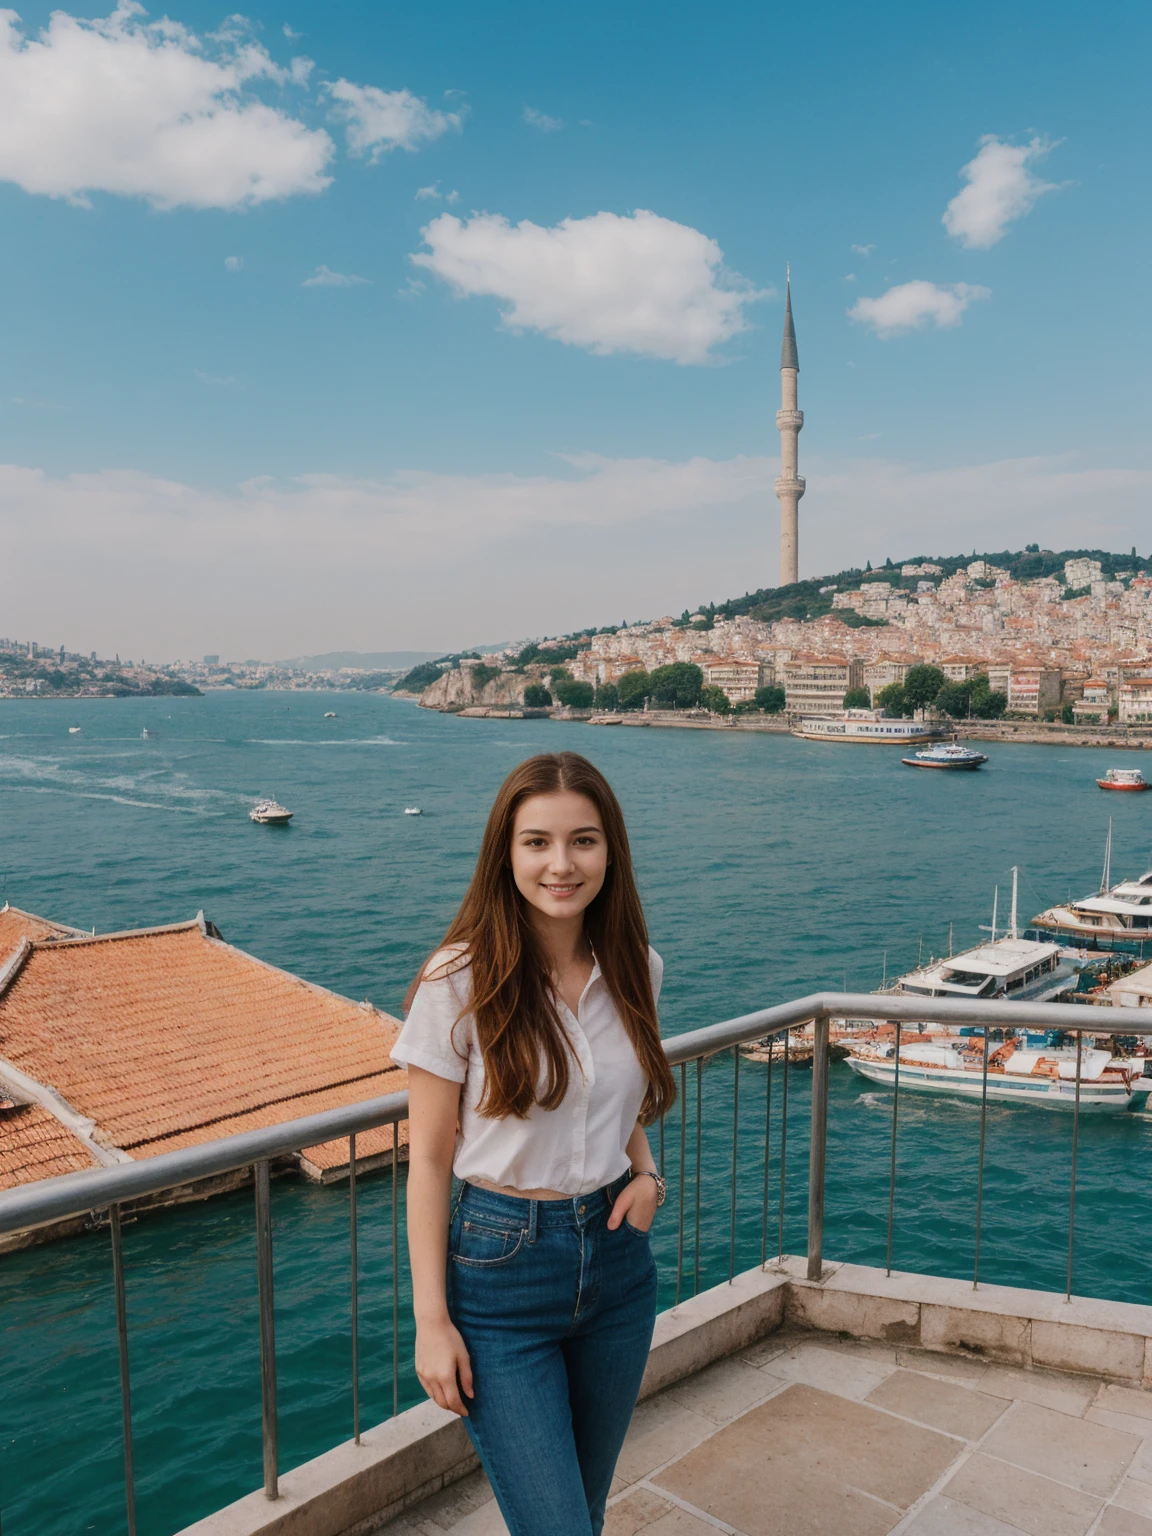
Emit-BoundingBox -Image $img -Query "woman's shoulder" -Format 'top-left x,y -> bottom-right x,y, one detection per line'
420,943 -> 471,987
647,945 -> 664,992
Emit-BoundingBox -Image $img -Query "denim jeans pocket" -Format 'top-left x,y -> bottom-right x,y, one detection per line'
622,1218 -> 652,1238
452,1217 -> 527,1267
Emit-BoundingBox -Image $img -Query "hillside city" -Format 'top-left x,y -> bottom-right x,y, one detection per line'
7,547 -> 1152,723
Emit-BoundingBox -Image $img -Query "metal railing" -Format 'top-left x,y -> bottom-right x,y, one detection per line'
1,990 -> 1149,1535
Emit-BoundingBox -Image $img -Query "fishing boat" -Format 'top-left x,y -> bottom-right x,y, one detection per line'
902,740 -> 988,771
1097,768 -> 1149,792
404,806 -> 423,816
250,799 -> 293,825
1029,823 -> 1152,955
846,1036 -> 1151,1112
68,726 -> 81,734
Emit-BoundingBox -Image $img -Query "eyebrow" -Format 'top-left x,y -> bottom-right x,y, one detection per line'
517,825 -> 603,836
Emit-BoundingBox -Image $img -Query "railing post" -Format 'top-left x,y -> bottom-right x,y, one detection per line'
806,1016 -> 830,1281
255,1160 -> 279,1499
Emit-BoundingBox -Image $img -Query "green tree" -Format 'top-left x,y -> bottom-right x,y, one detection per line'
903,664 -> 947,713
1062,703 -> 1074,724
877,682 -> 909,717
733,697 -> 760,714
470,664 -> 500,690
700,685 -> 731,714
547,665 -> 573,684
394,661 -> 443,692
648,662 -> 703,708
968,677 -> 1006,719
843,686 -> 871,709
935,680 -> 973,719
594,681 -> 619,710
554,678 -> 594,708
753,684 -> 786,713
522,683 -> 552,708
617,670 -> 651,710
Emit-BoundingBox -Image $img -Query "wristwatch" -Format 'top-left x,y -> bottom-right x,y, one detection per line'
631,1169 -> 667,1206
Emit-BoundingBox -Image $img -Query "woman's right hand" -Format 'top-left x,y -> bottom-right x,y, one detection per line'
415,1317 -> 474,1417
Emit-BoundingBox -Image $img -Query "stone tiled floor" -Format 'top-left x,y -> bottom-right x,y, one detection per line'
381,1332 -> 1152,1535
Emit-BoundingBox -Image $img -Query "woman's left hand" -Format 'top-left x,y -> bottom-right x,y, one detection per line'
608,1173 -> 658,1233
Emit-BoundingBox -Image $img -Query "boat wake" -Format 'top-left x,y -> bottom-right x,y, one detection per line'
249,737 -> 404,747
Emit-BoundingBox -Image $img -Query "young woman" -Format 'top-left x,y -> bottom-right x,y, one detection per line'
390,751 -> 675,1536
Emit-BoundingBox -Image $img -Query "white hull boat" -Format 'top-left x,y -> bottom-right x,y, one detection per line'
250,799 -> 293,824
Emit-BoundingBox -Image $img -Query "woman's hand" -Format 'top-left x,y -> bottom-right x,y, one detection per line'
415,1316 -> 474,1417
608,1172 -> 659,1234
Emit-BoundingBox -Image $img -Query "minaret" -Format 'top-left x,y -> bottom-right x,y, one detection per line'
774,269 -> 804,586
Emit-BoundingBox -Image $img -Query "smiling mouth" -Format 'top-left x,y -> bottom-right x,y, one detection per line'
542,883 -> 581,895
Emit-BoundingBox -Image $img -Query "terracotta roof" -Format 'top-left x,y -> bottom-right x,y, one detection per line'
0,916 -> 405,1189
0,1103 -> 99,1186
0,905 -> 86,960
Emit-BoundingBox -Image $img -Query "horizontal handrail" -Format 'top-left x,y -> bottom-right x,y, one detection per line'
1,991 -> 1147,1237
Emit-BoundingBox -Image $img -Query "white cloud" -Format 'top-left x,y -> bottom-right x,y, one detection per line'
0,3 -> 332,210
325,81 -> 463,160
851,243 -> 875,256
943,136 -> 1058,249
523,106 -> 563,132
224,255 -> 243,272
282,23 -> 302,40
415,182 -> 441,200
848,280 -> 990,337
2,450 -> 1149,656
845,273 -> 856,283
413,209 -> 764,364
302,265 -> 370,288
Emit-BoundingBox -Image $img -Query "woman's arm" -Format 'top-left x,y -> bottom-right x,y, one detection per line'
406,1065 -> 474,1416
606,1120 -> 660,1232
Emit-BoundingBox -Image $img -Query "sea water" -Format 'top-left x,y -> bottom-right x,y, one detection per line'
2,692 -> 1151,1534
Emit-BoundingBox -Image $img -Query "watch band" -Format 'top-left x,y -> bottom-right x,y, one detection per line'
631,1169 -> 666,1206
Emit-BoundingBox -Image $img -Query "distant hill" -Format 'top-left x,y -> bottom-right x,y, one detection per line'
279,650 -> 444,671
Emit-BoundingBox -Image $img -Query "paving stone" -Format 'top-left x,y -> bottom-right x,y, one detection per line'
413,1469 -> 495,1531
1092,1410 -> 1152,1441
901,1494 -> 1025,1535
979,1365 -> 1098,1418
632,1509 -> 725,1535
1132,1442 -> 1152,1482
897,1349 -> 991,1384
867,1370 -> 1009,1440
1097,1387 -> 1152,1423
444,1498 -> 509,1536
603,1488 -> 677,1535
758,1341 -> 896,1400
654,1381 -> 960,1536
1116,1479 -> 1152,1518
981,1401 -> 1140,1499
943,1452 -> 1101,1536
612,1393 -> 717,1485
666,1355 -> 780,1424
1098,1509 -> 1152,1535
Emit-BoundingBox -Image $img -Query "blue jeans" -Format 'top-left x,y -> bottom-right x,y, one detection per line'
446,1172 -> 658,1536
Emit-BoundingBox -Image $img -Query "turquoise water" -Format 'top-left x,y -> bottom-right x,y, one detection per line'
2,693 -> 1152,1534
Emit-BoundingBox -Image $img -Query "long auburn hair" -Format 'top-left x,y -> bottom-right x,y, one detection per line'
405,752 -> 675,1123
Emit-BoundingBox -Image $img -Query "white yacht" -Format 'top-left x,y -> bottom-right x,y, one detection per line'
1029,825 -> 1152,956
68,726 -> 81,734
882,935 -> 1079,1006
250,799 -> 293,825
846,1037 -> 1151,1113
404,806 -> 423,816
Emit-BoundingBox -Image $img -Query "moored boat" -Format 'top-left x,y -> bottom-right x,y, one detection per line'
250,799 -> 293,825
793,710 -> 944,744
902,740 -> 988,771
1029,825 -> 1152,956
1097,768 -> 1149,792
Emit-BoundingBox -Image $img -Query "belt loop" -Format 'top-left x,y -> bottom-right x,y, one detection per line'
528,1199 -> 538,1244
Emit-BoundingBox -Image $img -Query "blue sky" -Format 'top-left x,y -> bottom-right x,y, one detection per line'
1,0 -> 1149,658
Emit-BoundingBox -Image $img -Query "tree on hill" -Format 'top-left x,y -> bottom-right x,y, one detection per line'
877,682 -> 910,717
523,683 -> 552,708
595,681 -> 619,710
394,661 -> 444,692
935,680 -> 972,719
843,686 -> 871,709
700,685 -> 730,714
617,670 -> 651,710
554,678 -> 594,708
903,664 -> 946,714
754,684 -> 786,713
648,662 -> 703,708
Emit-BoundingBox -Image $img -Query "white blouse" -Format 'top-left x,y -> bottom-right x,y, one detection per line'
391,947 -> 663,1196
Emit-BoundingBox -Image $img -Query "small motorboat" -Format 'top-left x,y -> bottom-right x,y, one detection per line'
1097,768 -> 1149,792
404,806 -> 423,816
142,728 -> 155,739
68,726 -> 81,734
250,799 -> 293,824
902,739 -> 988,771
324,711 -> 337,718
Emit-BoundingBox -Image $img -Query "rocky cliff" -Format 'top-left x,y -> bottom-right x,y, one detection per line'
420,667 -> 536,710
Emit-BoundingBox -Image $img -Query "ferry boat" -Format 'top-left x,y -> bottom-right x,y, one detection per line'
846,1037 -> 1151,1113
793,710 -> 943,744
250,799 -> 293,825
902,740 -> 988,771
1097,768 -> 1149,792
1028,826 -> 1152,956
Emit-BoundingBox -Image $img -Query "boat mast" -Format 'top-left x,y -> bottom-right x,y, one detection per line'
990,885 -> 998,943
1101,819 -> 1113,894
1009,867 -> 1019,940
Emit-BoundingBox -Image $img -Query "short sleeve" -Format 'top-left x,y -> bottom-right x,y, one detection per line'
391,961 -> 471,1084
648,946 -> 664,1005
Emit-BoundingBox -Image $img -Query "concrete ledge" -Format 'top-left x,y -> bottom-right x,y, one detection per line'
181,1260 -> 1152,1536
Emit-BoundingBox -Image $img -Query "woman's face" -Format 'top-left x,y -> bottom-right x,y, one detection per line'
510,791 -> 609,926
